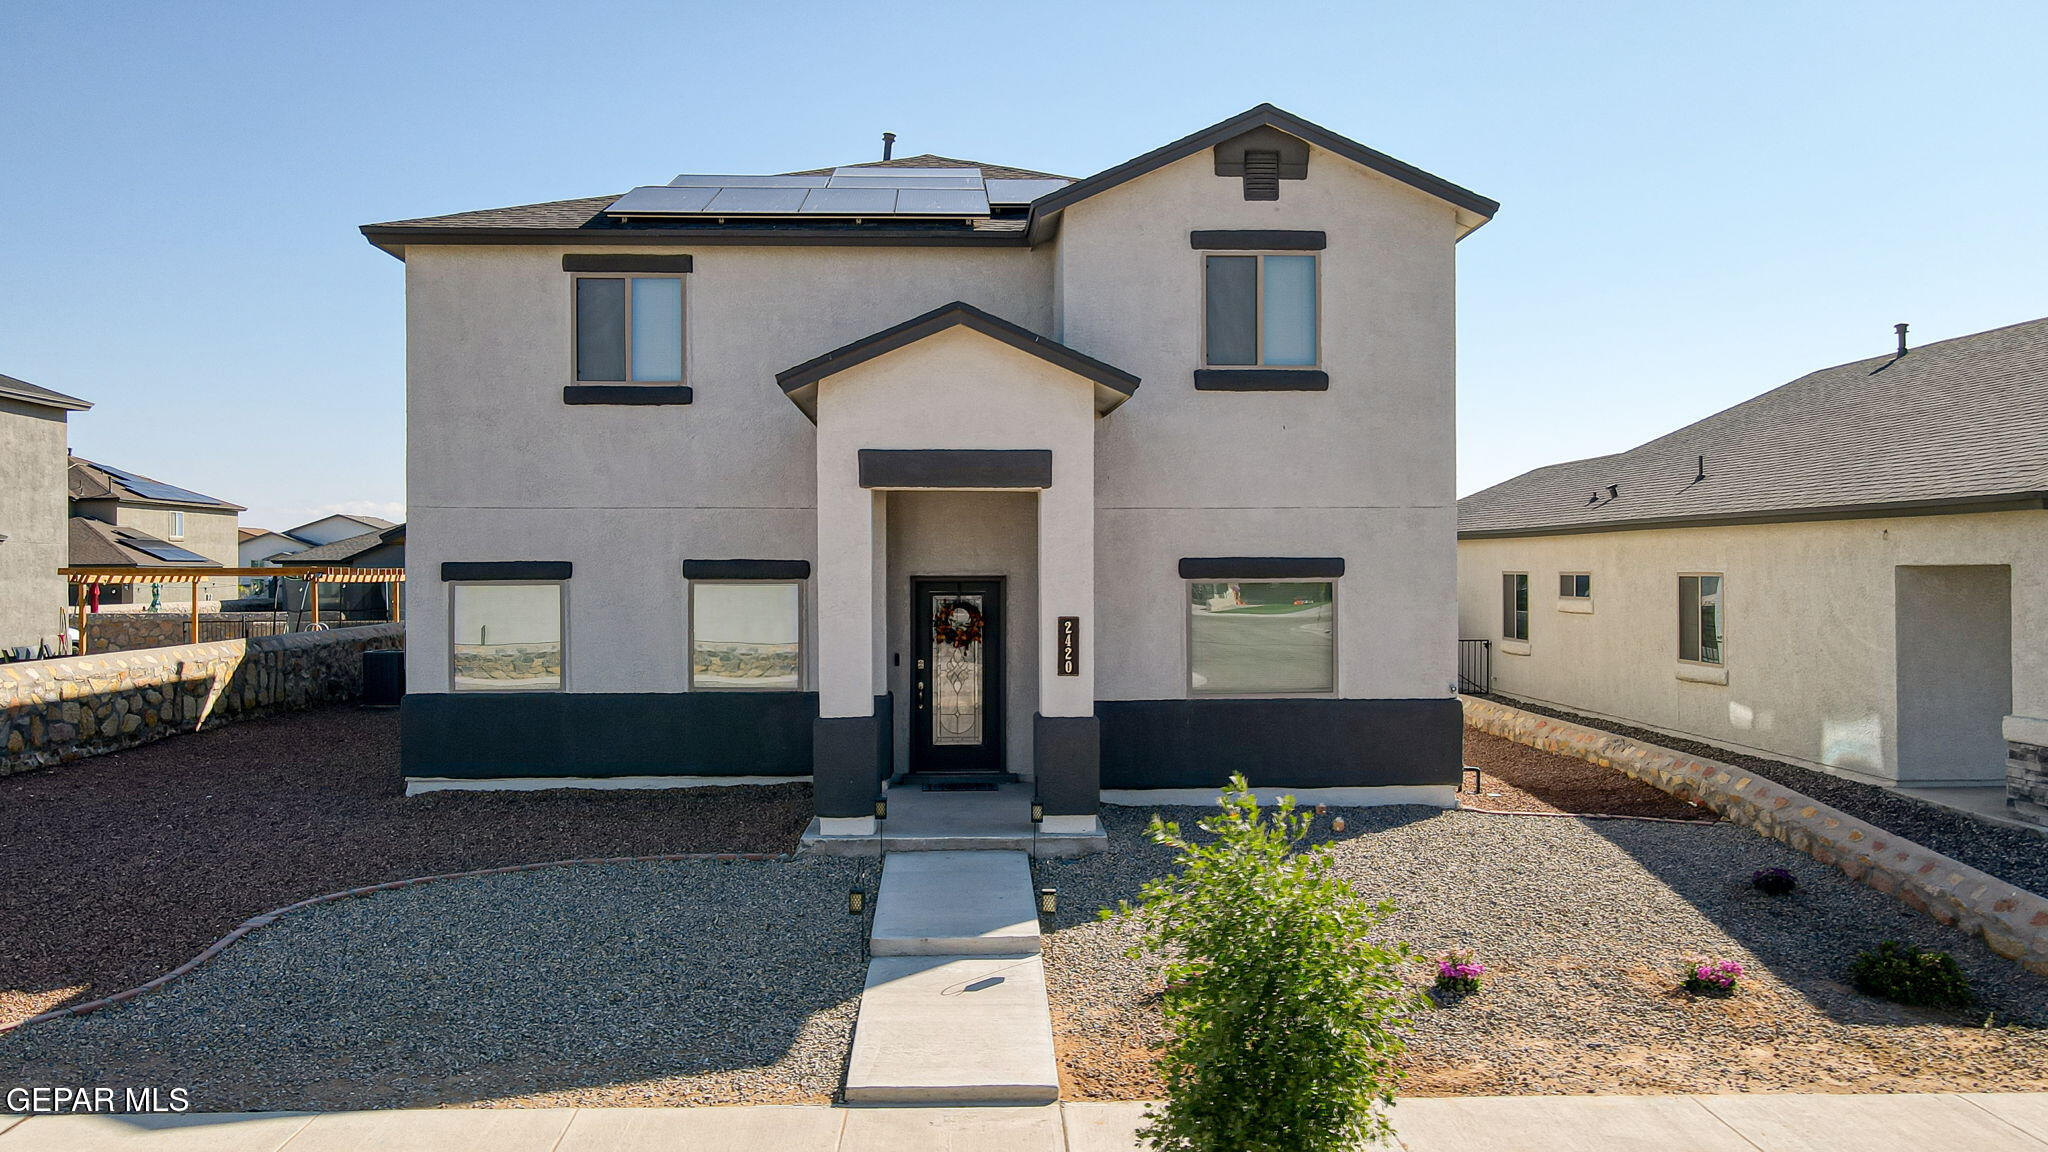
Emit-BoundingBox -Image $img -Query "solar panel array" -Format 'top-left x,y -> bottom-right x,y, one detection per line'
116,530 -> 212,564
605,166 -> 1070,220
94,463 -> 233,507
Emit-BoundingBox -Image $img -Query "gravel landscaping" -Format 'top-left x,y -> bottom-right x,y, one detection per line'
0,857 -> 875,1110
1478,694 -> 2048,895
0,706 -> 812,1028
1040,804 -> 2048,1100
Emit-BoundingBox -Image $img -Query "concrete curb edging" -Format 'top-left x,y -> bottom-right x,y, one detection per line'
0,851 -> 791,1037
1462,694 -> 2048,977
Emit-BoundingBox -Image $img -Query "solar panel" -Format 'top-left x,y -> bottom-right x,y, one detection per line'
607,186 -> 719,214
666,174 -> 829,188
125,538 -> 212,564
830,167 -> 980,181
985,178 -> 1069,205
94,464 -> 230,507
894,188 -> 991,215
799,187 -> 901,214
703,187 -> 813,214
827,174 -> 983,190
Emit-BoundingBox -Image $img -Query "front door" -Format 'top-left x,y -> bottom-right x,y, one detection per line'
911,579 -> 1004,776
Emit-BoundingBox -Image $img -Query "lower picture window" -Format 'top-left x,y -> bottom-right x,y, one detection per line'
692,582 -> 802,689
451,584 -> 563,691
1187,580 -> 1334,695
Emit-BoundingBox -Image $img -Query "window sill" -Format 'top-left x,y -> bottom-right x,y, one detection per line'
563,384 -> 693,405
1557,599 -> 1593,614
1676,662 -> 1728,685
1193,369 -> 1329,391
1499,639 -> 1532,656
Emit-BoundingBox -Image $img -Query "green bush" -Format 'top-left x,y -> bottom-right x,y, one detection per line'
1111,775 -> 1417,1152
1847,940 -> 1972,1008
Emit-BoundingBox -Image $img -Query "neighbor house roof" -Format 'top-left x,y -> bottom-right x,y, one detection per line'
360,107 -> 1494,255
273,523 -> 405,565
239,527 -> 277,542
1457,315 -> 2048,539
69,457 -> 245,511
69,517 -> 220,567
0,372 -> 92,412
774,301 -> 1139,421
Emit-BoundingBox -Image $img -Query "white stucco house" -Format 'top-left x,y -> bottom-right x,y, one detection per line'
1457,316 -> 2048,827
363,104 -> 1497,835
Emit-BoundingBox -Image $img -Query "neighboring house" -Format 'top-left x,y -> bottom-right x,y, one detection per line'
269,523 -> 406,618
239,527 -> 301,566
1456,317 -> 2048,827
282,513 -> 397,547
68,457 -> 244,605
0,373 -> 92,657
363,104 -> 1496,833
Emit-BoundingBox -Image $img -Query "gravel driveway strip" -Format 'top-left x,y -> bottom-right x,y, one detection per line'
0,857 -> 876,1111
1039,804 -> 2048,1100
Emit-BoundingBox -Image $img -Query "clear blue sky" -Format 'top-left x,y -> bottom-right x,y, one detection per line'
4,2 -> 2042,529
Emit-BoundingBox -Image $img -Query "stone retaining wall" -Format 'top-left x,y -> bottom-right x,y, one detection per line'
1463,694 -> 2048,977
79,613 -> 380,655
2009,740 -> 2048,827
1,624 -> 404,776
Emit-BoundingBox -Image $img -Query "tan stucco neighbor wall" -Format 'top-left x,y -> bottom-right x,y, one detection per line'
0,398 -> 72,653
1456,509 -> 2048,788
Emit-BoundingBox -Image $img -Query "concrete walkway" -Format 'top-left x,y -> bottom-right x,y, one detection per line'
7,1094 -> 2047,1150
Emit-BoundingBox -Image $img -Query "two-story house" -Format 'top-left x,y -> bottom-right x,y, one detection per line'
0,373 -> 92,658
364,105 -> 1497,840
68,457 -> 243,606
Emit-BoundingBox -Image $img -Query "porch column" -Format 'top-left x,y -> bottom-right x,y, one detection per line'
814,476 -> 885,829
1035,454 -> 1100,827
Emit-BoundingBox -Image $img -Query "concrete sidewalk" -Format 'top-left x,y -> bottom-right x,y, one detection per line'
5,1094 -> 2048,1150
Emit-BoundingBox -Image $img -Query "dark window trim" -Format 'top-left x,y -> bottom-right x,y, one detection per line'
442,561 -> 573,582
1191,229 -> 1327,250
1178,557 -> 1345,580
563,254 -> 694,273
682,559 -> 812,580
857,449 -> 1052,490
562,385 -> 692,405
1194,369 -> 1329,391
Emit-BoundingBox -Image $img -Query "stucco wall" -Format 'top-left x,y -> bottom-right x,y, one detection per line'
104,503 -> 241,603
1456,510 -> 2047,785
1054,145 -> 1462,702
0,399 -> 72,653
402,243 -> 1051,694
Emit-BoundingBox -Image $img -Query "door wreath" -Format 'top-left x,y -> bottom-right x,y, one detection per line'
931,598 -> 987,649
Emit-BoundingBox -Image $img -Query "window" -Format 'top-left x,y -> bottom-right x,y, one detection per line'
450,584 -> 564,691
1204,254 -> 1317,367
1559,573 -> 1591,599
1187,580 -> 1334,695
169,511 -> 185,539
691,582 -> 802,689
574,275 -> 684,382
1501,573 -> 1529,641
1678,575 -> 1724,665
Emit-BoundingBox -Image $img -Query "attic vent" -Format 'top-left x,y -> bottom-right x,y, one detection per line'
1242,150 -> 1280,200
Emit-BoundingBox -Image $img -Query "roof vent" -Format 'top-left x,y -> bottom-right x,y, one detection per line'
1894,322 -> 1909,357
1242,150 -> 1280,201
882,131 -> 896,161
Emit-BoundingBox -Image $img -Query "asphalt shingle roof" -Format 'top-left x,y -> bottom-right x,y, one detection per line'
1458,315 -> 2048,537
783,153 -> 1071,181
0,372 -> 91,411
69,517 -> 219,568
68,457 -> 245,511
274,525 -> 400,564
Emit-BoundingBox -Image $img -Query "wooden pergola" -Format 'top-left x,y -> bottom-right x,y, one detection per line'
60,566 -> 406,655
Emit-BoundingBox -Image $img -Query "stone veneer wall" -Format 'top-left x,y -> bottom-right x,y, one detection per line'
2010,741 -> 2048,827
1,623 -> 404,776
1463,694 -> 2048,978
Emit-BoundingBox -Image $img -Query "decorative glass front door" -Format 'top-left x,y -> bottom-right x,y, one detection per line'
911,579 -> 1004,775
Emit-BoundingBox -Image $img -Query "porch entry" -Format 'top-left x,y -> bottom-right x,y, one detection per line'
911,578 -> 1005,777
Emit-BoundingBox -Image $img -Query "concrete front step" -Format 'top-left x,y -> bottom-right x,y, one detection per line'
843,954 -> 1060,1105
869,850 -> 1041,956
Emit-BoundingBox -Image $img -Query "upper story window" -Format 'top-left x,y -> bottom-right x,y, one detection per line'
1204,254 -> 1318,367
169,511 -> 185,540
573,275 -> 684,382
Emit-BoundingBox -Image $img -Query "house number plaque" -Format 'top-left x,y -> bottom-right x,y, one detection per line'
1057,616 -> 1080,676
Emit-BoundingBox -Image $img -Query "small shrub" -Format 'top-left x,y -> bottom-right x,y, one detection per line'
1683,957 -> 1744,996
1431,950 -> 1486,999
1848,940 -> 1972,1008
1751,867 -> 1796,896
1113,774 -> 1417,1152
